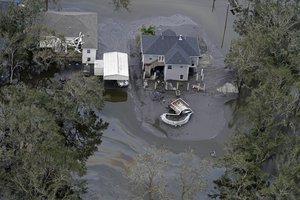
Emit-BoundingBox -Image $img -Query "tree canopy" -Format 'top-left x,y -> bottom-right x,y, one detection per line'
124,147 -> 213,200
0,1 -> 75,84
213,0 -> 300,199
0,73 -> 107,199
140,25 -> 156,35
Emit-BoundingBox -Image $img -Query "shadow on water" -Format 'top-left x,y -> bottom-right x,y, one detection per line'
21,62 -> 82,87
103,80 -> 128,102
104,88 -> 128,102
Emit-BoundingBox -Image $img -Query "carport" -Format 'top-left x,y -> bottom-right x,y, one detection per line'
103,52 -> 129,81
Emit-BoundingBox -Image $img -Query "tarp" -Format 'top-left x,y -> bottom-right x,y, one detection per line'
103,52 -> 129,80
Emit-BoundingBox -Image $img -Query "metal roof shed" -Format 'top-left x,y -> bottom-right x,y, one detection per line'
103,52 -> 129,80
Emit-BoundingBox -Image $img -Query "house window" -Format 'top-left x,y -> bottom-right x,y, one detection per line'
180,66 -> 183,68
168,65 -> 172,69
180,75 -> 184,79
87,57 -> 91,62
87,49 -> 91,53
149,57 -> 152,60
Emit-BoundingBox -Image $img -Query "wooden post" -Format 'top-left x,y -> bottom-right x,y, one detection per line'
221,3 -> 230,48
187,82 -> 190,91
176,82 -> 179,90
143,71 -> 146,80
153,72 -> 156,80
165,81 -> 168,90
154,81 -> 157,89
196,73 -> 199,82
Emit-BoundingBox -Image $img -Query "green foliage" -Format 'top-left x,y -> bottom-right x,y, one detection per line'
140,25 -> 156,35
0,2 -> 77,84
227,0 -> 300,88
213,1 -> 300,199
112,0 -> 130,10
0,73 -> 107,199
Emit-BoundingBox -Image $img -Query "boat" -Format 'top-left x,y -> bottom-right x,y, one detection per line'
160,98 -> 193,127
160,109 -> 193,127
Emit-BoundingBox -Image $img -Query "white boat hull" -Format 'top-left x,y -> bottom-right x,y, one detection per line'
160,110 -> 193,127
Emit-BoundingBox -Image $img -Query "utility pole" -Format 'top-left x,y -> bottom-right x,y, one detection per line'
211,0 -> 216,12
221,3 -> 230,48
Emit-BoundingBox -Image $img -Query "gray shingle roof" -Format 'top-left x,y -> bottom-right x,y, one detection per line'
41,11 -> 98,49
162,29 -> 176,36
141,33 -> 200,65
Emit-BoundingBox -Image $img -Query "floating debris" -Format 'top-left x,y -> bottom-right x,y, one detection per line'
217,82 -> 238,94
160,98 -> 193,127
152,91 -> 163,101
210,150 -> 217,158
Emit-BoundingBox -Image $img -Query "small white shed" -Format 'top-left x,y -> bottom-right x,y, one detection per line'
103,52 -> 129,81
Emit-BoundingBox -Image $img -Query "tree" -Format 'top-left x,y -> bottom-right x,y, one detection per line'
0,2 -> 80,84
0,3 -> 40,83
0,101 -> 82,199
112,0 -> 131,10
213,1 -> 300,199
226,0 -> 300,89
178,150 -> 213,200
124,146 -> 213,200
0,73 -> 108,199
124,147 -> 169,200
140,25 -> 156,35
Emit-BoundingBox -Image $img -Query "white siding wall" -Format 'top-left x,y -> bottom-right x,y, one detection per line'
82,48 -> 97,64
164,64 -> 189,81
190,56 -> 199,67
94,59 -> 104,76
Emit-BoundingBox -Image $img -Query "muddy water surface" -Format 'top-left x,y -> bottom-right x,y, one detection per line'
58,0 -> 237,199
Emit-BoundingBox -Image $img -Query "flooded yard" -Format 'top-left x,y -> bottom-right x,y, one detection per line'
58,0 -> 237,199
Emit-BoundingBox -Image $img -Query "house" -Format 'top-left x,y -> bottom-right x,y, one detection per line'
141,29 -> 201,81
94,52 -> 129,87
40,11 -> 98,66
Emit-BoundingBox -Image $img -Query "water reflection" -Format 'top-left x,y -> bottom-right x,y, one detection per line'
103,88 -> 128,102
103,80 -> 128,102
